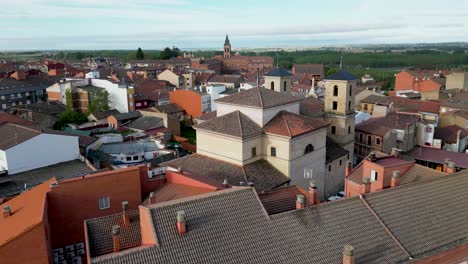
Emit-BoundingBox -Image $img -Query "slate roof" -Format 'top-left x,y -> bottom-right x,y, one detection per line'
160,154 -> 289,192
193,111 -> 262,138
326,138 -> 349,163
126,116 -> 164,131
214,87 -> 301,109
0,123 -> 41,150
263,111 -> 329,138
87,187 -> 410,264
325,71 -> 357,81
264,68 -> 292,77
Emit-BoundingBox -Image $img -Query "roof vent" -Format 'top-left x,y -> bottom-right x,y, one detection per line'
2,205 -> 11,218
176,211 -> 187,235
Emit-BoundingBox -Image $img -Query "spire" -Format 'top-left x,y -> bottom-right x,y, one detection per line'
225,34 -> 230,45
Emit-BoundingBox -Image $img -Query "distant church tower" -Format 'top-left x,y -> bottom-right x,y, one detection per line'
224,35 -> 231,59
324,71 -> 357,162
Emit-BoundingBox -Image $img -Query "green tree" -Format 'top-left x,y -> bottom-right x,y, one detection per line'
136,47 -> 145,60
65,88 -> 73,111
326,68 -> 337,76
87,90 -> 110,114
53,110 -> 88,130
160,46 -> 181,60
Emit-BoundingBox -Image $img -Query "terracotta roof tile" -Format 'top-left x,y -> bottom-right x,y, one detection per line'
264,111 -> 329,138
215,87 -> 301,109
194,111 -> 262,138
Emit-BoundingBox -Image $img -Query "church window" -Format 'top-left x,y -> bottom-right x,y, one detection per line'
283,81 -> 287,92
333,101 -> 338,110
304,144 -> 314,154
349,85 -> 352,96
333,85 -> 338,96
271,81 -> 275,91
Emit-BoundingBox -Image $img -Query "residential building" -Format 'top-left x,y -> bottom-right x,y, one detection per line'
0,123 -> 80,175
345,152 -> 446,197
439,89 -> 468,113
169,89 -> 210,118
439,110 -> 468,129
90,78 -> 135,113
433,125 -> 468,152
0,76 -> 51,110
354,113 -> 419,161
85,170 -> 468,264
133,79 -> 171,109
405,146 -> 468,171
445,72 -> 468,90
9,101 -> 66,129
207,74 -> 243,88
292,64 -> 325,80
394,70 -> 445,100
158,69 -> 184,88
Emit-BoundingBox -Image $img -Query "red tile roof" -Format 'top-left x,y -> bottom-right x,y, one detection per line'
0,111 -> 35,126
0,178 -> 54,246
263,111 -> 329,138
434,125 -> 468,144
407,146 -> 468,169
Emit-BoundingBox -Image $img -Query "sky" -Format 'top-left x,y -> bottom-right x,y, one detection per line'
1,0 -> 468,50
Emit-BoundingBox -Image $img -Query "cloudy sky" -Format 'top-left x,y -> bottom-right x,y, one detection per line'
1,0 -> 467,50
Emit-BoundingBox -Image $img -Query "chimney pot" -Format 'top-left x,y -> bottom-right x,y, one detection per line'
222,178 -> 229,186
2,205 -> 11,218
112,225 -> 121,252
122,201 -> 130,226
149,192 -> 155,199
391,171 -> 401,187
362,177 -> 371,194
343,244 -> 355,264
176,211 -> 187,235
307,180 -> 319,206
296,194 -> 305,209
368,152 -> 377,162
345,161 -> 352,177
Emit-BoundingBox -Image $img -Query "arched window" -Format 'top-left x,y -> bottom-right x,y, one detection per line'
333,85 -> 338,96
271,81 -> 275,91
304,144 -> 314,154
283,81 -> 287,91
349,85 -> 352,96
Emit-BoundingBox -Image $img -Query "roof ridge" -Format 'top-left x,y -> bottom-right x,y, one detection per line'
282,112 -> 292,137
237,111 -> 244,137
257,87 -> 264,108
359,195 -> 413,260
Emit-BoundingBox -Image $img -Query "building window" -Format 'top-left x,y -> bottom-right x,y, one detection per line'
349,85 -> 352,96
0,96 -> 4,100
133,156 -> 139,161
251,147 -> 257,157
363,104 -> 368,111
283,81 -> 287,92
333,85 -> 338,96
271,147 -> 276,157
333,101 -> 338,110
371,170 -> 378,181
328,165 -> 331,171
347,154 -> 350,160
304,144 -> 314,154
129,94 -> 133,99
331,126 -> 336,135
1,104 -> 6,109
271,81 -> 275,91
367,136 -> 372,145
426,126 -> 432,133
126,156 -> 132,161
348,101 -> 351,110
376,138 -> 381,145
348,126 -> 351,134
359,133 -> 363,143
339,159 -> 342,166
98,196 -> 110,210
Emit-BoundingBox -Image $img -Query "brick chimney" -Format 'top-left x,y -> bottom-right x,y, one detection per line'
345,161 -> 353,177
176,211 -> 187,235
391,171 -> 401,187
296,194 -> 305,209
368,152 -> 376,162
446,161 -> 456,174
361,177 -> 371,194
122,201 -> 130,226
307,180 -> 319,206
2,205 -> 11,218
112,225 -> 121,252
343,244 -> 355,264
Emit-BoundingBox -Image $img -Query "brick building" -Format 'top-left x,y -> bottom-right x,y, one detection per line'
169,89 -> 210,118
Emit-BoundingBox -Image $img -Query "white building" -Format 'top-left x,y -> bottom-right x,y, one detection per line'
0,123 -> 80,175
206,85 -> 227,111
90,78 -> 135,113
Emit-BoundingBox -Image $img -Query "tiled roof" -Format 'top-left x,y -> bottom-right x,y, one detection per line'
0,123 -> 41,150
263,111 -> 329,138
264,68 -> 292,77
90,110 -> 121,120
214,87 -> 301,109
125,116 -> 164,131
153,103 -> 183,114
454,110 -> 468,119
326,138 -> 349,163
361,95 -> 440,114
258,186 -> 304,215
194,111 -> 217,122
86,209 -> 142,257
88,187 -> 409,264
355,113 -> 419,137
208,74 -> 242,83
434,125 -> 468,144
10,101 -> 66,115
325,71 -> 357,81
364,171 -> 468,259
293,64 -> 324,76
144,183 -> 215,205
0,178 -> 54,247
0,160 -> 94,198
160,154 -> 289,192
399,164 -> 447,185
406,146 -> 468,169
194,111 -> 262,138
299,97 -> 324,118
0,111 -> 34,126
